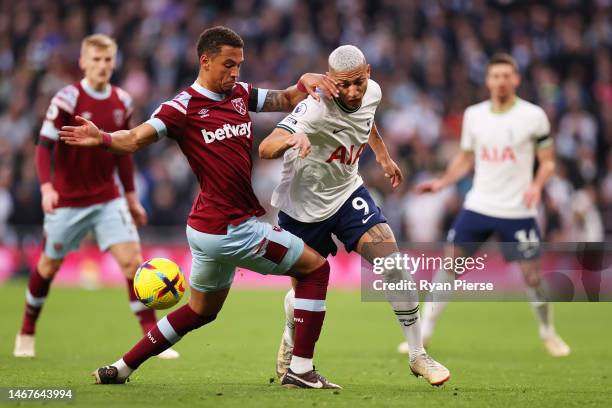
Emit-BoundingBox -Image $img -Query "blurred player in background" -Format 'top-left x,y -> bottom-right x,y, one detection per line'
401,53 -> 570,357
13,34 -> 179,360
60,26 -> 347,389
259,45 -> 450,386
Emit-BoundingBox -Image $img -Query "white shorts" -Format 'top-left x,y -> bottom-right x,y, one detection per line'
43,197 -> 139,259
186,217 -> 304,292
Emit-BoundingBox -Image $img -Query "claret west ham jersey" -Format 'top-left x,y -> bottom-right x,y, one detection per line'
146,81 -> 269,234
40,79 -> 133,207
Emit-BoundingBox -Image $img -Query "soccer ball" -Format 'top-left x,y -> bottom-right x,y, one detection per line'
133,258 -> 185,310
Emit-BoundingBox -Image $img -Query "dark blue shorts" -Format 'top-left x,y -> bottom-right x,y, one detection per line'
278,185 -> 387,258
448,209 -> 541,261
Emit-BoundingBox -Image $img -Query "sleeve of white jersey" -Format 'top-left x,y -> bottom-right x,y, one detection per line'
459,107 -> 474,151
276,96 -> 325,135
533,107 -> 553,148
369,79 -> 383,107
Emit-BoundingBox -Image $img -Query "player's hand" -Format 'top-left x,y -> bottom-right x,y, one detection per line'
287,133 -> 311,158
126,192 -> 148,226
523,184 -> 542,208
415,178 -> 445,194
40,183 -> 59,214
381,158 -> 403,188
59,116 -> 102,146
299,73 -> 339,101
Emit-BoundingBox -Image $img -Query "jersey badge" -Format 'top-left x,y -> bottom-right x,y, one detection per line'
231,98 -> 247,116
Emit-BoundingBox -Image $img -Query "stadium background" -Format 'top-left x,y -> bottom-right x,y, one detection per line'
0,0 -> 610,284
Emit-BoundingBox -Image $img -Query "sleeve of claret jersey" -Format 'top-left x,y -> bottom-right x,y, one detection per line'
246,83 -> 269,113
115,154 -> 135,193
533,107 -> 553,149
276,96 -> 325,135
459,107 -> 475,152
116,87 -> 134,128
36,94 -> 73,184
145,91 -> 190,140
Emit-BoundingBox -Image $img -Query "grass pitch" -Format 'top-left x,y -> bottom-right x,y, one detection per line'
1,281 -> 611,407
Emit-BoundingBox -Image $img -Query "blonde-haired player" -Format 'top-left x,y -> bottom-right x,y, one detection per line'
14,34 -> 178,359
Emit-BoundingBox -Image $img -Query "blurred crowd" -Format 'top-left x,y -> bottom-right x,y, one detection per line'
0,0 -> 611,246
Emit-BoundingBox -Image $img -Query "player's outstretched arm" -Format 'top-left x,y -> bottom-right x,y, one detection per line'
368,123 -> 403,188
259,127 -> 311,159
260,73 -> 338,112
59,116 -> 158,154
416,150 -> 474,194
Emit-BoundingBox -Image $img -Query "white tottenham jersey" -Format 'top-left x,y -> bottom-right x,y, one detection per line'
460,97 -> 552,219
271,79 -> 382,222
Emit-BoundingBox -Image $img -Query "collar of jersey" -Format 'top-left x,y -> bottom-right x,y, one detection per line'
333,97 -> 361,113
489,96 -> 519,114
80,79 -> 111,100
191,81 -> 226,101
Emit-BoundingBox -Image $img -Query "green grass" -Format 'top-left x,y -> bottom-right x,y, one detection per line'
1,281 -> 611,407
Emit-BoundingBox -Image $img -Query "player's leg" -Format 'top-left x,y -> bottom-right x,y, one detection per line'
94,237 -> 234,384
94,218 -> 336,387
355,224 -> 425,358
14,254 -> 63,357
198,218 -> 338,388
274,211 -> 337,379
518,258 -> 570,356
329,186 -> 448,385
418,243 -> 466,348
500,217 -> 570,357
416,210 -> 493,350
96,287 -> 229,384
354,222 -> 449,385
278,245 -> 341,389
15,206 -> 91,357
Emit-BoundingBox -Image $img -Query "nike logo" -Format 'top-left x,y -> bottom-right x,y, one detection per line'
332,128 -> 345,134
362,214 -> 374,224
287,373 -> 323,388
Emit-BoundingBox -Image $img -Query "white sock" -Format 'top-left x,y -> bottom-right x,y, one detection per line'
283,289 -> 295,347
112,358 -> 134,380
289,355 -> 313,374
382,253 -> 425,360
421,268 -> 453,342
527,285 -> 555,337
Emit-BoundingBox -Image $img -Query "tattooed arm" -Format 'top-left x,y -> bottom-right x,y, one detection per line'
260,73 -> 338,112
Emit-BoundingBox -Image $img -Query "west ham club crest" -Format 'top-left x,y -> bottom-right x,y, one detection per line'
231,98 -> 247,115
113,109 -> 124,126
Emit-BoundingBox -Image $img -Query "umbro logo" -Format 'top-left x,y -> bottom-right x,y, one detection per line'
332,128 -> 345,134
198,108 -> 209,118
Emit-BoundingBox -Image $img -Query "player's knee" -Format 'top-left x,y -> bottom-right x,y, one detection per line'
301,260 -> 330,285
37,256 -> 63,279
524,272 -> 541,287
117,255 -> 143,278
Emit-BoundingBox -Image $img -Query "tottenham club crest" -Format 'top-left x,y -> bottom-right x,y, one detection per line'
113,109 -> 124,126
231,98 -> 247,116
